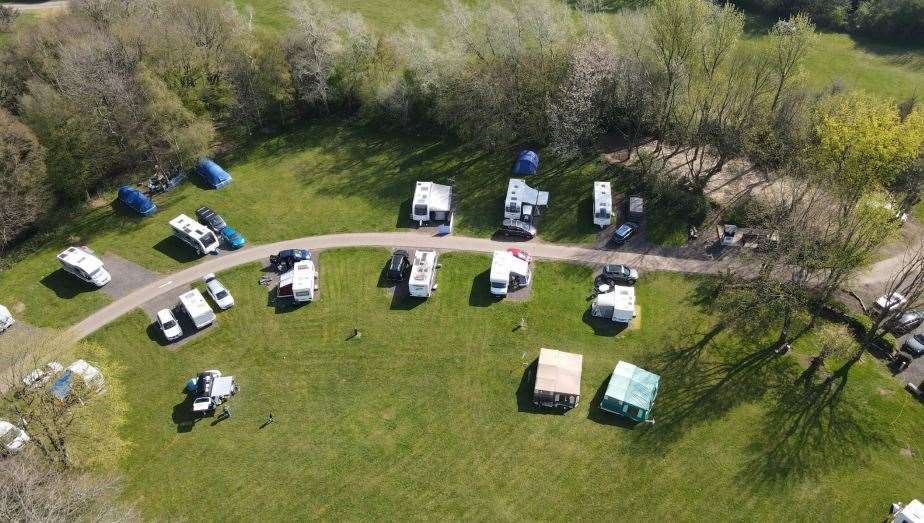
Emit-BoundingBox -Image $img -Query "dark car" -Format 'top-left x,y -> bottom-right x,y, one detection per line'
386,250 -> 411,282
902,333 -> 924,357
196,206 -> 227,232
601,264 -> 639,285
612,222 -> 639,245
270,249 -> 312,273
499,219 -> 537,240
889,309 -> 924,335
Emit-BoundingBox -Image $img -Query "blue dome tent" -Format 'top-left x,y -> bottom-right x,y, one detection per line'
196,159 -> 233,189
511,150 -> 539,176
117,186 -> 157,216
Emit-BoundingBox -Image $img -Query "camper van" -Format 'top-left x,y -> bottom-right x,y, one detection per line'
190,370 -> 238,415
57,246 -> 111,287
593,182 -> 613,228
408,250 -> 439,298
277,259 -> 318,303
489,249 -> 532,296
410,181 -> 453,225
169,214 -> 219,255
504,179 -> 549,223
179,289 -> 216,329
591,285 -> 636,324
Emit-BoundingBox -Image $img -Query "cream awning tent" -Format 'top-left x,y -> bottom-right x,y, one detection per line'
534,348 -> 583,408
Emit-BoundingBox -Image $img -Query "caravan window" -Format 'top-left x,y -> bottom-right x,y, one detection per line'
628,406 -> 640,418
595,208 -> 610,218
414,204 -> 428,216
490,281 -> 507,289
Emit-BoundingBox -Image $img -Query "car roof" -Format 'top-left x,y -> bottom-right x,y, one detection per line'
156,309 -> 174,321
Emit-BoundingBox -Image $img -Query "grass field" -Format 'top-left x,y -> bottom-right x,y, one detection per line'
77,249 -> 923,520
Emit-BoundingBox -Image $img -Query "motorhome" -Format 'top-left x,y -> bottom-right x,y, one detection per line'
408,250 -> 439,298
489,248 -> 532,296
169,214 -> 219,255
593,182 -> 613,228
277,259 -> 318,303
591,285 -> 637,324
190,370 -> 238,415
57,246 -> 111,287
410,181 -> 453,225
504,179 -> 549,223
179,289 -> 216,329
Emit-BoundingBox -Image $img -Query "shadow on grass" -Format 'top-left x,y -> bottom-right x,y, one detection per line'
389,280 -> 424,311
39,270 -> 97,299
586,373 -> 641,428
514,360 -> 566,415
153,237 -> 201,264
172,395 -> 201,433
469,270 -> 501,307
581,309 -> 628,336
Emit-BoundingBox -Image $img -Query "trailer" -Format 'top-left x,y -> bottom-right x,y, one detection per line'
169,214 -> 219,255
277,259 -> 318,303
179,289 -> 216,329
410,181 -> 453,225
57,246 -> 111,287
591,285 -> 636,324
408,250 -> 439,298
593,181 -> 613,228
489,248 -> 532,296
627,195 -> 644,221
189,370 -> 238,415
504,179 -> 549,223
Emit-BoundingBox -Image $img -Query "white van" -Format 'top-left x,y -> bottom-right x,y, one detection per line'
57,246 -> 111,287
169,214 -> 219,255
179,289 -> 216,329
408,250 -> 439,298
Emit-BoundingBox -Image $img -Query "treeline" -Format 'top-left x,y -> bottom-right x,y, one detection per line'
732,0 -> 924,45
0,0 -> 922,252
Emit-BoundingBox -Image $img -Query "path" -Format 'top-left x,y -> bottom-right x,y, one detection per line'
60,231 -> 736,344
2,1 -> 68,11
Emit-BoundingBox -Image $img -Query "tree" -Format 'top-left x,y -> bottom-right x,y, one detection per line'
801,323 -> 857,383
0,5 -> 18,33
768,14 -> 815,111
285,0 -> 342,112
0,109 -> 50,252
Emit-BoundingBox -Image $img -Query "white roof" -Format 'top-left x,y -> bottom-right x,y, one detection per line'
594,182 -> 612,210
535,348 -> 583,396
411,250 -> 436,285
67,359 -> 102,384
179,289 -> 212,316
169,214 -> 212,240
629,196 -> 644,214
57,246 -> 104,273
413,181 -> 452,213
896,500 -> 924,523
596,285 -> 636,312
491,250 -> 530,282
0,304 -> 10,321
506,179 -> 549,209
211,376 -> 235,398
291,260 -> 316,291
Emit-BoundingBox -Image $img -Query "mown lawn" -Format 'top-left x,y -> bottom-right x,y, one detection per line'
81,249 -> 923,520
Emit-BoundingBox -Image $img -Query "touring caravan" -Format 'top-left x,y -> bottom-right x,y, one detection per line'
591,285 -> 636,324
593,182 -> 613,228
504,179 -> 549,223
408,250 -> 439,298
57,246 -> 111,287
277,259 -> 318,303
410,181 -> 453,225
489,248 -> 532,296
169,214 -> 219,256
179,289 -> 216,329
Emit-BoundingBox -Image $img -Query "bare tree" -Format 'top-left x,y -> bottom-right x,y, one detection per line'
0,5 -> 19,33
768,14 -> 815,112
0,109 -> 50,252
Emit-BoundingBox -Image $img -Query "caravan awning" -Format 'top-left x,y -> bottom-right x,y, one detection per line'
604,361 -> 660,411
512,150 -> 539,176
535,348 -> 583,396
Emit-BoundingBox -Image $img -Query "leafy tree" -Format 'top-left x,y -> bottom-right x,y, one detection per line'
0,109 -> 50,251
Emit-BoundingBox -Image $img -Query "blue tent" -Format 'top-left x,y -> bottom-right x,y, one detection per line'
50,371 -> 74,401
511,150 -> 539,176
117,186 -> 157,216
197,159 -> 233,189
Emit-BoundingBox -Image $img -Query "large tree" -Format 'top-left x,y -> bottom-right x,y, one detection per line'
0,109 -> 50,251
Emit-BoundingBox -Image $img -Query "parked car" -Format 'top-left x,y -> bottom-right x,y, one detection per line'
220,226 -> 246,249
22,361 -> 64,387
270,249 -> 312,272
902,334 -> 924,358
889,309 -> 924,334
612,222 -> 639,245
0,420 -> 29,453
195,206 -> 227,233
203,274 -> 235,310
874,292 -> 908,314
601,264 -> 638,285
156,309 -> 183,342
721,224 -> 738,246
499,219 -> 536,240
386,249 -> 411,282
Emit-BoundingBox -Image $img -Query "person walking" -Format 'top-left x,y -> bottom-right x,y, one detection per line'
223,405 -> 232,419
267,413 -> 274,424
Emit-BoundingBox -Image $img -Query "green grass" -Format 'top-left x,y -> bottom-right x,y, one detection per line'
79,249 -> 923,520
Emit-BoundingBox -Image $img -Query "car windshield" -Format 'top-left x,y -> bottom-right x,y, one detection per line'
162,320 -> 177,329
215,290 -> 228,300
89,268 -> 102,277
915,335 -> 924,343
491,281 -> 507,289
616,225 -> 631,236
201,232 -> 217,247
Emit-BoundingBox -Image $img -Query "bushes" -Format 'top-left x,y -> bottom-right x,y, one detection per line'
0,109 -> 49,251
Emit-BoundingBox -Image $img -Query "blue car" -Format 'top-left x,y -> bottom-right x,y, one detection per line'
117,186 -> 157,216
220,226 -> 246,249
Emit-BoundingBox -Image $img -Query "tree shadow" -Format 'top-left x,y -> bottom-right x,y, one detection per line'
39,270 -> 97,299
581,309 -> 628,336
153,237 -> 201,263
586,373 -> 642,428
514,360 -> 566,415
469,270 -> 500,307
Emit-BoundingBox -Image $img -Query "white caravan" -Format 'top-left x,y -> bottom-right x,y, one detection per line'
0,420 -> 30,453
410,181 -> 453,225
592,285 -> 637,324
22,361 -> 63,387
490,248 -> 532,296
169,214 -> 219,255
409,250 -> 439,298
66,359 -> 106,392
0,304 -> 14,334
593,182 -> 613,228
628,195 -> 644,221
891,499 -> 924,523
278,259 -> 318,303
57,246 -> 111,287
179,289 -> 216,329
504,179 -> 549,223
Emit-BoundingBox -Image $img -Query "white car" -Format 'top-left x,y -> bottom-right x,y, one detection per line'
0,420 -> 30,453
156,309 -> 183,341
203,273 -> 234,310
875,292 -> 907,313
22,361 -> 64,387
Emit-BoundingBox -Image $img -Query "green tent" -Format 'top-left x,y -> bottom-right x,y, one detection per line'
600,361 -> 660,422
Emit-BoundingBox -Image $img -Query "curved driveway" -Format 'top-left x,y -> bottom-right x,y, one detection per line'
62,232 -> 734,344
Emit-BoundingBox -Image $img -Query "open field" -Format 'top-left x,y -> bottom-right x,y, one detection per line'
77,249 -> 923,519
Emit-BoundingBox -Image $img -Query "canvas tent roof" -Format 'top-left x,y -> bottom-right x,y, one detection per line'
535,348 -> 583,396
117,186 -> 156,215
512,150 -> 539,176
197,159 -> 232,188
506,179 -> 549,208
604,361 -> 660,411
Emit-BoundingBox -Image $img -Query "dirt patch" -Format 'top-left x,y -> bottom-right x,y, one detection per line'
877,388 -> 894,396
11,302 -> 25,314
505,284 -> 532,303
899,447 -> 914,458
